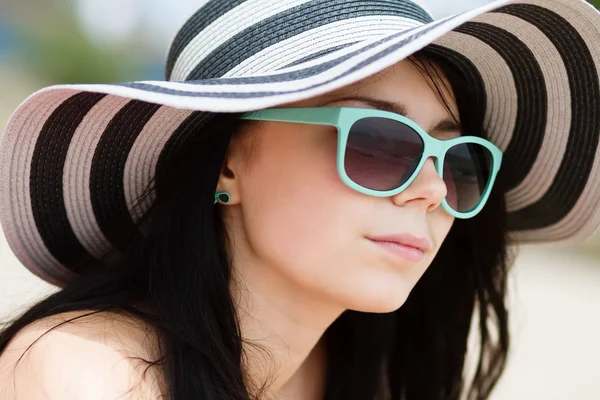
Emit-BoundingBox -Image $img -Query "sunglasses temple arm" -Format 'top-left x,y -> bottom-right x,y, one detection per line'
240,107 -> 340,127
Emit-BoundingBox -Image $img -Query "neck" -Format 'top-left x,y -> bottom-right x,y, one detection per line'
274,335 -> 329,399
230,256 -> 342,397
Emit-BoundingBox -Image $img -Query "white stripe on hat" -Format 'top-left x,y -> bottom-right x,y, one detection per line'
170,0 -> 314,82
0,89 -> 77,284
223,16 -> 424,77
263,17 -> 443,76
124,106 -> 194,226
63,95 -> 132,259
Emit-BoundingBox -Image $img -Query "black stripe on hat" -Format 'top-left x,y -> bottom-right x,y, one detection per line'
90,100 -> 162,251
118,18 -> 447,94
498,4 -> 600,231
280,41 -> 361,69
30,92 -> 107,271
186,0 -> 432,80
155,111 -> 214,176
151,112 -> 216,218
165,0 -> 247,81
452,21 -> 548,193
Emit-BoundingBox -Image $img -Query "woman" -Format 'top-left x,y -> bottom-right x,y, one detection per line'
0,0 -> 599,399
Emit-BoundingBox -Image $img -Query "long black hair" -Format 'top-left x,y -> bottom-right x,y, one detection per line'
0,49 -> 512,400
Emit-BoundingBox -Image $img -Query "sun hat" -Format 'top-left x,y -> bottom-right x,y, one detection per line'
1,0 -> 600,287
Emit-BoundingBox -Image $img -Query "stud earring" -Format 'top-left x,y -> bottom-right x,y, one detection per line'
214,192 -> 231,205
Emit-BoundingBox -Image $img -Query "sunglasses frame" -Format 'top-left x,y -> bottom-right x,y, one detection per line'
241,107 -> 503,219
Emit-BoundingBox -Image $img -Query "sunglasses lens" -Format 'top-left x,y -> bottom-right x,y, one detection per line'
344,117 -> 424,191
443,142 -> 493,213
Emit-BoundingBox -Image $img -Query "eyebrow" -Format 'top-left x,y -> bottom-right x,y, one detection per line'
322,95 -> 463,137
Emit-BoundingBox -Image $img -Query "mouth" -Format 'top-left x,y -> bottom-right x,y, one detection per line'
366,234 -> 432,263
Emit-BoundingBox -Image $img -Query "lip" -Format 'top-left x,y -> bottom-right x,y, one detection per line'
367,234 -> 432,253
366,234 -> 432,263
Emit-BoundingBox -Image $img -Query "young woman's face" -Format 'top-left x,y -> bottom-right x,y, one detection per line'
221,59 -> 459,313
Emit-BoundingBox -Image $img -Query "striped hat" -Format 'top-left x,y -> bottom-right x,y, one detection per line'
1,0 -> 600,287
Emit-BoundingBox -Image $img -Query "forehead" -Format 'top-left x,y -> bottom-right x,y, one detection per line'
337,60 -> 457,117
288,58 -> 462,138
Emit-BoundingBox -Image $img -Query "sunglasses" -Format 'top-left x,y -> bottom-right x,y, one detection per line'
240,107 -> 503,219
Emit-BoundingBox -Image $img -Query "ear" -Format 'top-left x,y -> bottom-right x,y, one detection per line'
215,137 -> 248,206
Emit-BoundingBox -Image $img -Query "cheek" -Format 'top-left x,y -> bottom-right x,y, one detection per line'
239,126 -> 359,279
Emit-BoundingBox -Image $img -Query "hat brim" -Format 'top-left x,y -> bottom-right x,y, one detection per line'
1,0 -> 600,286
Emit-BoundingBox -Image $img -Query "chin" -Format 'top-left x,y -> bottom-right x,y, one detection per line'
341,280 -> 415,314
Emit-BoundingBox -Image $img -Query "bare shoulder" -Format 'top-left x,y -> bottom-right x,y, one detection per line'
0,309 -> 167,399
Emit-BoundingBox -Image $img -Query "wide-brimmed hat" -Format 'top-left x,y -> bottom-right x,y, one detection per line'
1,0 -> 600,287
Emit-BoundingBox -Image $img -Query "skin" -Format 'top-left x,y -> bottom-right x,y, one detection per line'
218,58 -> 461,398
0,58 -> 461,400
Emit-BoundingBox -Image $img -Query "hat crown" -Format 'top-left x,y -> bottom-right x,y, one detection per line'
165,0 -> 434,82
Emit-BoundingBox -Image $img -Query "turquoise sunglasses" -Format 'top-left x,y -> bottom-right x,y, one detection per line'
239,107 -> 502,219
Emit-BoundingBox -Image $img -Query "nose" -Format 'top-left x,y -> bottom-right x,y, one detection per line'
390,157 -> 447,213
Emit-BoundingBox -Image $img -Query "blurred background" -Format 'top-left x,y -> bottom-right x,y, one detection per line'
0,0 -> 599,398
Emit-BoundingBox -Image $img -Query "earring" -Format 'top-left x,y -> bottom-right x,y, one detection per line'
214,191 -> 231,205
